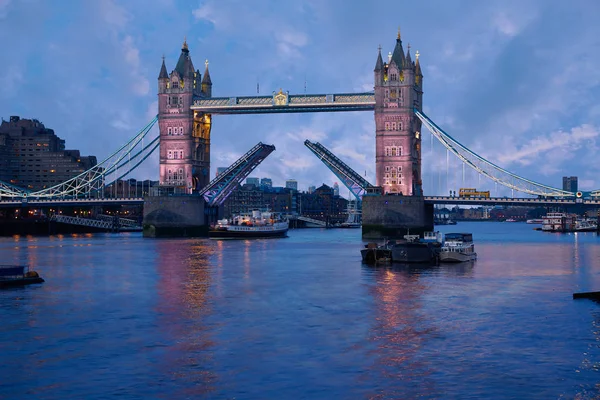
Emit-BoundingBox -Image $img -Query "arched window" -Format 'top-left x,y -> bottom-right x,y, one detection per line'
167,150 -> 173,159
391,122 -> 397,130
178,168 -> 184,181
385,122 -> 390,131
391,147 -> 397,156
167,169 -> 173,180
167,127 -> 172,135
398,147 -> 403,156
179,127 -> 183,135
399,122 -> 403,131
172,80 -> 179,89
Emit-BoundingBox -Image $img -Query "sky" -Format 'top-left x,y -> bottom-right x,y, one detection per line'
1,0 -> 600,197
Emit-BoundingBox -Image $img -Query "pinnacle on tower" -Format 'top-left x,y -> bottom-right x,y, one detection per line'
415,50 -> 422,76
202,59 -> 212,85
374,45 -> 384,71
158,55 -> 168,79
405,43 -> 413,68
391,28 -> 405,67
182,36 -> 189,52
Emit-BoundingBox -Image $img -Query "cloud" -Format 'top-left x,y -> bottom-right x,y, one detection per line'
0,0 -> 11,19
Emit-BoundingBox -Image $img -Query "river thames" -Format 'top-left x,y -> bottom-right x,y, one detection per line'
1,222 -> 600,398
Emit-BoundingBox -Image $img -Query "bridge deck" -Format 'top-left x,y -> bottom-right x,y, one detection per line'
191,92 -> 375,114
424,196 -> 600,207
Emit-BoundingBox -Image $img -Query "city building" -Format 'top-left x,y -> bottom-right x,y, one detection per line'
307,185 -> 316,194
246,177 -> 260,187
216,167 -> 227,176
285,179 -> 298,191
562,176 -> 578,193
260,178 -> 273,190
333,182 -> 340,197
297,184 -> 348,222
374,30 -> 423,195
0,116 -> 97,191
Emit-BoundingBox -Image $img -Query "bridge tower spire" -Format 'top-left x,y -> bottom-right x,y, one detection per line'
374,29 -> 423,195
157,39 -> 212,194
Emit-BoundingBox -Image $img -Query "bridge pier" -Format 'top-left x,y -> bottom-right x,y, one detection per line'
362,195 -> 433,239
142,195 -> 209,237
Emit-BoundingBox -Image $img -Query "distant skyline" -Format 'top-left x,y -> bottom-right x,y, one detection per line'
2,0 -> 600,196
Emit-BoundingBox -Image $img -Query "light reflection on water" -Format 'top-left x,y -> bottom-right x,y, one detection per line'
0,223 -> 600,398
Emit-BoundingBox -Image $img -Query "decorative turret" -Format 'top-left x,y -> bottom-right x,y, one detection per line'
201,59 -> 212,97
374,46 -> 384,85
415,50 -> 423,87
390,28 -> 405,68
374,46 -> 384,71
175,37 -> 195,79
158,56 -> 168,80
404,44 -> 413,69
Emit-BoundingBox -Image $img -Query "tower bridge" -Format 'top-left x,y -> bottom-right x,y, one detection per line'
1,30 -> 597,237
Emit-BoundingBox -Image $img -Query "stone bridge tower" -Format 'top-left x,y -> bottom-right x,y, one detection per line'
374,30 -> 423,196
158,38 -> 212,193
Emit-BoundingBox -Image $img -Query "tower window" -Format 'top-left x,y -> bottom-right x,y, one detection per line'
391,122 -> 397,130
399,122 -> 403,130
168,169 -> 173,180
385,166 -> 390,172
385,122 -> 390,131
179,127 -> 184,135
167,127 -> 172,135
172,81 -> 179,89
167,150 -> 173,159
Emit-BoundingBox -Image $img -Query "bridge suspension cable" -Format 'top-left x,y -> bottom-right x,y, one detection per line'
199,142 -> 276,206
16,116 -> 159,199
304,140 -> 373,200
415,109 -> 574,197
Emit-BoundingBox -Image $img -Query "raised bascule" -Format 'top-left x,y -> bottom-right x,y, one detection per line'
1,30 -> 596,237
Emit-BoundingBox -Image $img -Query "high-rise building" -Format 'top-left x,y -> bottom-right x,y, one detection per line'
157,38 -> 212,193
374,30 -> 423,195
562,176 -> 578,193
333,182 -> 340,197
246,177 -> 260,187
260,178 -> 272,190
307,185 -> 316,194
285,179 -> 298,191
0,116 -> 97,191
216,167 -> 227,176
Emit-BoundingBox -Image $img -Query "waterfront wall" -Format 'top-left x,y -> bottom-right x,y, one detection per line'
362,195 -> 433,239
142,195 -> 208,237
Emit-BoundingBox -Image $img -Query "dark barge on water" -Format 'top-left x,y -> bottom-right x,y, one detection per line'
0,265 -> 44,287
361,232 -> 443,264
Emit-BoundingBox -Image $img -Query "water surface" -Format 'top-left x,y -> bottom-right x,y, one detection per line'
1,222 -> 600,398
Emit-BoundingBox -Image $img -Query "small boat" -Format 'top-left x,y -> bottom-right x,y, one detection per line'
0,265 -> 44,287
209,210 -> 288,239
438,233 -> 477,263
505,218 -> 518,222
526,218 -> 543,224
360,242 -> 392,264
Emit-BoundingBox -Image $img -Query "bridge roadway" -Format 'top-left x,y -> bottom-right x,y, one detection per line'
1,195 -> 598,209
424,196 -> 600,207
0,197 -> 144,208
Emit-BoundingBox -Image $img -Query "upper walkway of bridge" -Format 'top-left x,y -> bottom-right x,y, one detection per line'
191,91 -> 375,114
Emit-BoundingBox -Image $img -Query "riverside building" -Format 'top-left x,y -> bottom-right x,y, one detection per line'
0,116 -> 97,191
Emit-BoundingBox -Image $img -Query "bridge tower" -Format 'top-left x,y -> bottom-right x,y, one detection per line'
157,38 -> 212,193
374,29 -> 423,195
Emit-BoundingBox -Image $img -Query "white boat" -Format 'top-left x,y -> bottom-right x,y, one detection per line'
340,200 -> 361,228
526,218 -> 543,224
542,213 -> 576,232
209,210 -> 288,239
438,233 -> 477,263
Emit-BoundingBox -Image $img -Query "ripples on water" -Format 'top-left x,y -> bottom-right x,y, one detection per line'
1,222 -> 600,398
